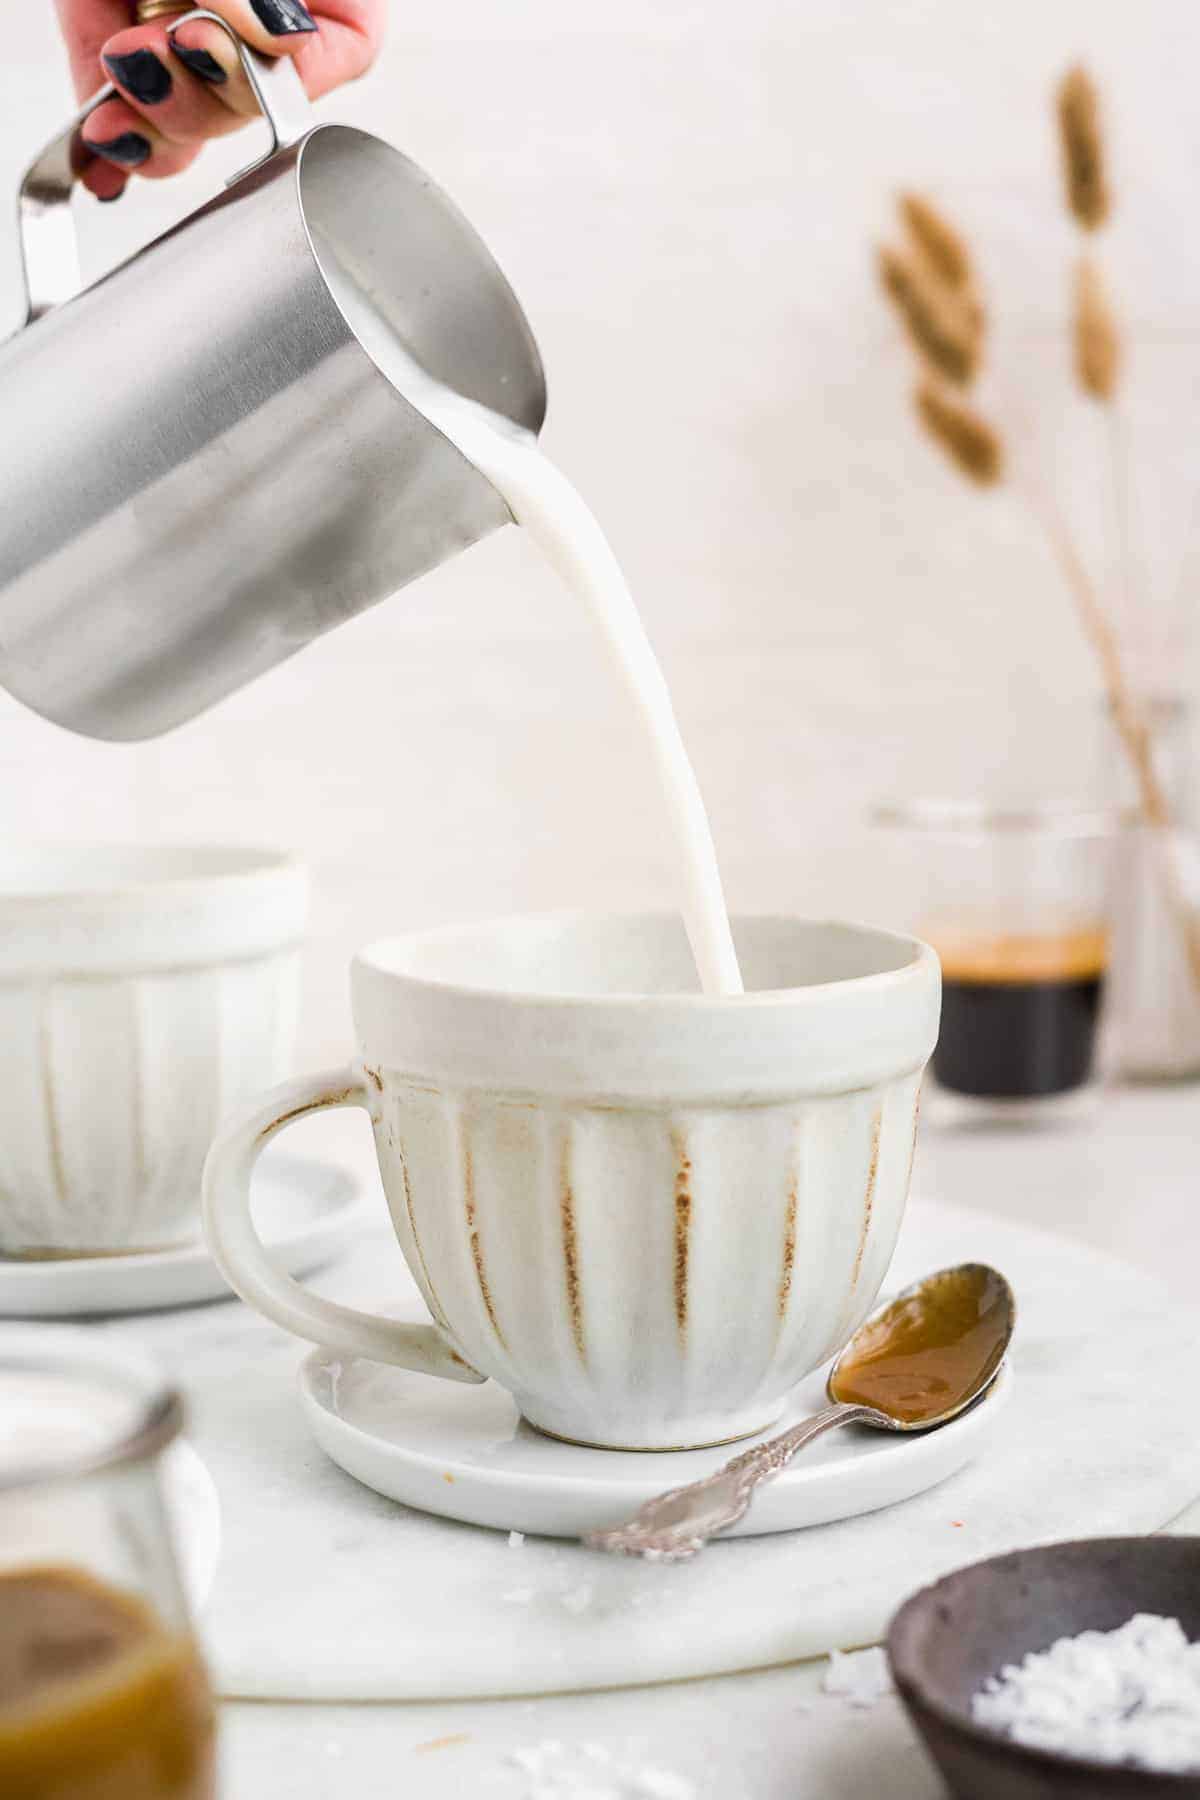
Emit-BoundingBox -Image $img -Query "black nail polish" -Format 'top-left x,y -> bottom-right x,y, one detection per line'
103,48 -> 172,104
86,132 -> 152,167
249,0 -> 318,34
170,41 -> 227,84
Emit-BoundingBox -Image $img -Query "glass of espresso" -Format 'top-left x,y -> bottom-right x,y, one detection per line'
874,801 -> 1117,1123
0,1325 -> 216,1798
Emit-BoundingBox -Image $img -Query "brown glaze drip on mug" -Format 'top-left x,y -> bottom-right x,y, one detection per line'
829,1265 -> 1009,1425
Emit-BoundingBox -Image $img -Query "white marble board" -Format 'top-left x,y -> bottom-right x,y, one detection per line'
101,1195 -> 1200,1700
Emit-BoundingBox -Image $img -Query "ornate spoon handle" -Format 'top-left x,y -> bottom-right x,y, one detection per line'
584,1401 -> 883,1561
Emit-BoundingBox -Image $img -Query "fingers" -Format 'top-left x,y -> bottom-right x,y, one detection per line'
166,18 -> 262,121
100,23 -> 242,145
99,23 -> 244,146
57,0 -> 385,204
80,154 -> 128,204
80,94 -> 202,182
181,0 -> 321,58
175,0 -> 382,101
283,0 -> 385,100
57,1 -> 210,200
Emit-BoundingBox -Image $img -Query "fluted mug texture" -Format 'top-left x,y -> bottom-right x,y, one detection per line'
0,846 -> 306,1256
204,914 -> 939,1450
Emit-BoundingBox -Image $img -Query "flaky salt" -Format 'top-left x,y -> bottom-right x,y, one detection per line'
972,1613 -> 1200,1774
822,1646 -> 893,1708
508,1740 -> 695,1800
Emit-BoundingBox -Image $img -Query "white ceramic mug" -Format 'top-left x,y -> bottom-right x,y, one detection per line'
204,913 -> 939,1450
0,845 -> 307,1256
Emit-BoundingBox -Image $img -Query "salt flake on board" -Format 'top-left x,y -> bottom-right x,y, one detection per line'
507,1740 -> 695,1800
822,1646 -> 893,1708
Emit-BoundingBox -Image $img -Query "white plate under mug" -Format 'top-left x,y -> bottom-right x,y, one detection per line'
299,1339 -> 1011,1540
0,1156 -> 365,1318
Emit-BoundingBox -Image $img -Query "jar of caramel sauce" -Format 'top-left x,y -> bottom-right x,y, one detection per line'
0,1330 -> 217,1798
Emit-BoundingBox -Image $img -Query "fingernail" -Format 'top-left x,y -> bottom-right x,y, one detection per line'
97,188 -> 124,203
102,48 -> 172,104
249,0 -> 318,34
85,131 -> 152,167
170,41 -> 227,84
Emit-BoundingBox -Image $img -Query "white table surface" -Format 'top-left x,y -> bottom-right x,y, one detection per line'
216,1084 -> 1200,1799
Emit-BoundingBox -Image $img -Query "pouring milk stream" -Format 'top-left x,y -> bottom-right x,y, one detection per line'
320,250 -> 744,996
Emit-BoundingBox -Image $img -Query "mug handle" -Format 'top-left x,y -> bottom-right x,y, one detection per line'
202,1067 -> 484,1384
13,9 -> 313,328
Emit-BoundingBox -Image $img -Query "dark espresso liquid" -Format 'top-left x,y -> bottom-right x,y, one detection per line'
930,928 -> 1108,1099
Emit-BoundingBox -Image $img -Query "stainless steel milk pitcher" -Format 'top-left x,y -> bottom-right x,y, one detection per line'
0,11 -> 546,740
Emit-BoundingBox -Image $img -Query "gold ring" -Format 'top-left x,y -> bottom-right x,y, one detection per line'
136,1 -> 193,20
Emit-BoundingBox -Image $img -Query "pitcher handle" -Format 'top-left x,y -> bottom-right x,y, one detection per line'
203,1066 -> 484,1383
14,8 -> 314,327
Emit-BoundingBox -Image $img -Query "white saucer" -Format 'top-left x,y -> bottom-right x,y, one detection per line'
299,1339 -> 1011,1540
0,1154 -> 365,1318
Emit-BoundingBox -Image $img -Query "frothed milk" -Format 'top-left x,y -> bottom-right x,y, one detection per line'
319,251 -> 742,995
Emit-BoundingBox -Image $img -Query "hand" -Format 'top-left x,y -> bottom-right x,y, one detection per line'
54,0 -> 386,202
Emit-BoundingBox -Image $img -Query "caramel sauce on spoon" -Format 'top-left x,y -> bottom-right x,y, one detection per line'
584,1262 -> 1015,1559
829,1264 -> 1013,1426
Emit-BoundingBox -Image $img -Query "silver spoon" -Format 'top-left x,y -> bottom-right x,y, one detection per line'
584,1262 -> 1014,1562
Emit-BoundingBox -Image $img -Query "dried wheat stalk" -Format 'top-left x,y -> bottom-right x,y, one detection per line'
1073,256 -> 1121,399
1035,499 -> 1158,818
1060,74 -> 1146,847
1072,246 -> 1135,694
901,192 -> 987,349
914,379 -> 1003,484
1057,64 -> 1110,230
878,245 -> 980,385
899,193 -> 971,289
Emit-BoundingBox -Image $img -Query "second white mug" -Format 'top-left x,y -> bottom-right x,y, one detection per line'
0,844 -> 306,1256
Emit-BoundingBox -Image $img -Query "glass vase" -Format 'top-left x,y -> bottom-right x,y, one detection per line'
1105,697 -> 1200,1081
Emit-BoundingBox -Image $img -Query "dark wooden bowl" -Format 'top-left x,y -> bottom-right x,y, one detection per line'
887,1538 -> 1200,1799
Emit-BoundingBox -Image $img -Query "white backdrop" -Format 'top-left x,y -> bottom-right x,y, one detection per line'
2,0 -> 1198,1063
